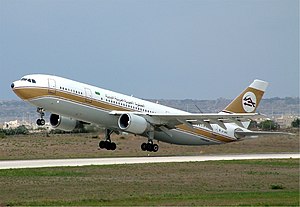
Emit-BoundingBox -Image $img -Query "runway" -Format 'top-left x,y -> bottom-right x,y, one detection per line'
0,153 -> 299,169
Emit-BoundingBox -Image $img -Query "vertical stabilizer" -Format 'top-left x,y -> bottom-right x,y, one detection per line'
222,79 -> 268,113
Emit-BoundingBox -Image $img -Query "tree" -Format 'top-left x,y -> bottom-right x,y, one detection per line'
0,129 -> 5,138
15,125 -> 29,135
1,125 -> 29,136
248,120 -> 258,129
291,118 -> 300,128
258,120 -> 279,131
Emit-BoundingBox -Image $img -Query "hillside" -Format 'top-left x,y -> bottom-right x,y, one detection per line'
152,97 -> 299,115
0,97 -> 299,123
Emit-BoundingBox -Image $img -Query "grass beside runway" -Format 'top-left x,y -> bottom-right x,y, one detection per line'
0,159 -> 299,206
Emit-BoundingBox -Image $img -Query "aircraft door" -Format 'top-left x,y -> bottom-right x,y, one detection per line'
84,88 -> 92,103
48,78 -> 56,94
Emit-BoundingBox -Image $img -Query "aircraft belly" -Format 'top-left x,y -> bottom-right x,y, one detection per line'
29,97 -> 119,129
28,97 -> 225,146
154,129 -> 220,145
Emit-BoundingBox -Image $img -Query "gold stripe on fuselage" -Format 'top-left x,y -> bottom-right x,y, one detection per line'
177,125 -> 234,143
13,87 -> 131,112
13,87 -> 235,143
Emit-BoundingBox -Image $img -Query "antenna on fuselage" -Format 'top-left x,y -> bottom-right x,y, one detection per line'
194,104 -> 203,113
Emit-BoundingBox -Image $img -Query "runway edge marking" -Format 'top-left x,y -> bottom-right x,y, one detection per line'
0,153 -> 299,170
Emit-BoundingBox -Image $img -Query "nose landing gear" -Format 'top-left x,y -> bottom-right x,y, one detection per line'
36,107 -> 45,126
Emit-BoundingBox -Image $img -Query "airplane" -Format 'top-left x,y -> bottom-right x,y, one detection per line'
11,74 -> 287,152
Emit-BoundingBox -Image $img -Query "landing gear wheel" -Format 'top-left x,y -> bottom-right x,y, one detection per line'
153,144 -> 159,152
147,143 -> 153,152
40,119 -> 45,126
106,142 -> 112,150
141,143 -> 147,151
110,142 -> 116,151
99,141 -> 106,149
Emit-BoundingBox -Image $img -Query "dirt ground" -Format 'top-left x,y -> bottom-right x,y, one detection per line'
0,130 -> 298,160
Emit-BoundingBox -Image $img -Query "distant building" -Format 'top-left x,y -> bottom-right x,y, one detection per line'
273,115 -> 300,128
2,120 -> 36,130
3,120 -> 19,129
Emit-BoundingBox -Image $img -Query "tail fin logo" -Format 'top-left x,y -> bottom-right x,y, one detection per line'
242,92 -> 257,112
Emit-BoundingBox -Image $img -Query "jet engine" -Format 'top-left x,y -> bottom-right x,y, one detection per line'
50,114 -> 80,132
234,128 -> 246,139
118,113 -> 150,134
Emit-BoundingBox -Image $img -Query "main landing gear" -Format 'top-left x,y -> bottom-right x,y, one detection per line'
141,141 -> 159,152
99,129 -> 117,151
141,127 -> 159,152
36,107 -> 45,126
98,127 -> 159,152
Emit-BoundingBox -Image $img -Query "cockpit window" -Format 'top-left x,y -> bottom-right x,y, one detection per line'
20,78 -> 36,83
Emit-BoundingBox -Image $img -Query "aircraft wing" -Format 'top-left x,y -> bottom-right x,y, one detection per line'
110,111 -> 264,130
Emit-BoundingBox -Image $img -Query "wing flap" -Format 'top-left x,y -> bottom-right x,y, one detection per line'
187,119 -> 213,130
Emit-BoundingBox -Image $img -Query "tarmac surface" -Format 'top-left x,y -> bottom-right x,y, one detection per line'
0,153 -> 299,169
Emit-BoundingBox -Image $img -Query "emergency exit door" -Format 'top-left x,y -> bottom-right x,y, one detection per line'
84,88 -> 92,103
48,78 -> 56,94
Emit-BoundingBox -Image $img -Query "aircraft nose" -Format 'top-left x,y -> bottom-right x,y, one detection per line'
11,82 -> 15,89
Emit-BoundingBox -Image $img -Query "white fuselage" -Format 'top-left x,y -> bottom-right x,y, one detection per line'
12,74 -> 242,145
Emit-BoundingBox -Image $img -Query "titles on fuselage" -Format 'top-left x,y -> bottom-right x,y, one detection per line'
104,94 -> 153,112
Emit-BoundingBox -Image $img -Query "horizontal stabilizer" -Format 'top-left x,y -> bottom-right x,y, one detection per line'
235,130 -> 294,138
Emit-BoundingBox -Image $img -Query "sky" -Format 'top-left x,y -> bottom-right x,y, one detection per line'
0,0 -> 299,100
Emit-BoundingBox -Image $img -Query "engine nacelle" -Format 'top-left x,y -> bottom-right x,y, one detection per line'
234,128 -> 246,139
118,113 -> 150,134
50,114 -> 79,132
225,124 -> 247,139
